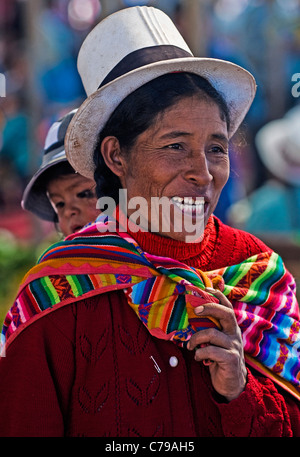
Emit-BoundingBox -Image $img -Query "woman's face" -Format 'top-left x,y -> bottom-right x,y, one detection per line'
47,173 -> 99,236
106,95 -> 230,242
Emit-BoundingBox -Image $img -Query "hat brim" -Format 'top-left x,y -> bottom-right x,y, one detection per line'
22,156 -> 67,222
65,57 -> 256,179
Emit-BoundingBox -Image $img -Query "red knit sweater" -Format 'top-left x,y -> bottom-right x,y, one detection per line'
0,216 -> 299,437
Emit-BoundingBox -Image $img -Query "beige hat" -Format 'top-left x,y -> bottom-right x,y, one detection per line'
255,105 -> 300,186
65,6 -> 256,179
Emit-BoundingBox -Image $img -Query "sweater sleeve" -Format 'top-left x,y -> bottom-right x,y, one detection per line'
214,368 -> 300,437
0,306 -> 76,437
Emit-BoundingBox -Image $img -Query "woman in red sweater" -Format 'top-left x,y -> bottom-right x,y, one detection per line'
0,7 -> 299,437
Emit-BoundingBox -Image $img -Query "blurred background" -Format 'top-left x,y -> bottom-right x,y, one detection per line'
0,0 -> 300,320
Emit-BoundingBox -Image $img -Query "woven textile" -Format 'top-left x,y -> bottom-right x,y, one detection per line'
1,214 -> 300,400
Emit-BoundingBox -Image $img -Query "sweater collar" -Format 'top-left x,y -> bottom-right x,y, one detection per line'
116,207 -> 217,268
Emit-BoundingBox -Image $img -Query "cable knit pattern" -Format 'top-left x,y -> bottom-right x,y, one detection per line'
0,290 -> 298,437
0,217 -> 298,437
215,373 -> 292,437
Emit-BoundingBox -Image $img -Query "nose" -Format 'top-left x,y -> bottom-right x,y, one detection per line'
63,200 -> 80,218
183,152 -> 213,186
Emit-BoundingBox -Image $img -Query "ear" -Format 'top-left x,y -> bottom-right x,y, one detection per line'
100,136 -> 126,178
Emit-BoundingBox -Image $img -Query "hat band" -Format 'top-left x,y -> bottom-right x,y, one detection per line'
99,45 -> 193,88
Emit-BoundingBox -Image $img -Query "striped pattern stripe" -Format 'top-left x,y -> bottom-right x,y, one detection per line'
1,216 -> 299,400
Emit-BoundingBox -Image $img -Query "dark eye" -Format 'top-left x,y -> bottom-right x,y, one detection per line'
209,145 -> 227,155
55,201 -> 64,209
166,143 -> 182,150
77,189 -> 95,199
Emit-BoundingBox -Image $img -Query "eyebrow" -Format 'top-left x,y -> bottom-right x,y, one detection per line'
47,182 -> 94,199
47,191 -> 62,200
211,133 -> 229,143
159,131 -> 229,143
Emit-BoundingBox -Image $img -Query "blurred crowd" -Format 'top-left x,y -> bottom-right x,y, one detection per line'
0,0 -> 300,244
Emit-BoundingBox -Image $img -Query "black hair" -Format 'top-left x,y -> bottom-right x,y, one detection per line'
93,72 -> 230,202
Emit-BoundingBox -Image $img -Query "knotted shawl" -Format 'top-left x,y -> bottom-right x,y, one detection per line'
1,215 -> 300,400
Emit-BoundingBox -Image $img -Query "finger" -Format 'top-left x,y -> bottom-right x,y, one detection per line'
187,328 -> 229,366
187,327 -> 231,351
194,301 -> 237,334
205,288 -> 233,309
193,344 -> 227,365
186,295 -> 222,331
185,288 -> 232,313
199,343 -> 213,366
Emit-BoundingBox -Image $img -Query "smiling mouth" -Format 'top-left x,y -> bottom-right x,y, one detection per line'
171,196 -> 207,214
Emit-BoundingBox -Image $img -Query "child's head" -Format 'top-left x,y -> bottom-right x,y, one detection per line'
22,110 -> 100,236
44,161 -> 98,236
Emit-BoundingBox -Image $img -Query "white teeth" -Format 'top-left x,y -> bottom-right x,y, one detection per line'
172,196 -> 183,203
172,196 -> 204,205
171,196 -> 205,213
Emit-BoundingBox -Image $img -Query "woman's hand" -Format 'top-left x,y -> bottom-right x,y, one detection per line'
187,288 -> 247,402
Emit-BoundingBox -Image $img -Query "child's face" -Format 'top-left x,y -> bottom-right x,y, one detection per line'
47,173 -> 99,236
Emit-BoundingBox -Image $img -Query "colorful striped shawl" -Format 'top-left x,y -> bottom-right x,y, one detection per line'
1,215 -> 300,400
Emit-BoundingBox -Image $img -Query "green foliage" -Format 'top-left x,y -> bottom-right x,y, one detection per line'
0,231 -> 58,324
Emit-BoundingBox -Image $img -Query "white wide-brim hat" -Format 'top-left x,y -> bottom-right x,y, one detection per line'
65,6 -> 256,179
22,109 -> 77,221
255,105 -> 300,186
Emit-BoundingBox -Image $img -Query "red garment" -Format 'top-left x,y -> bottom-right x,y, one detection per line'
126,215 -> 272,270
0,216 -> 299,437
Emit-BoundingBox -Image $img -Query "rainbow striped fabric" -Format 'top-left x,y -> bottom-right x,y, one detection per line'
1,215 -> 300,400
